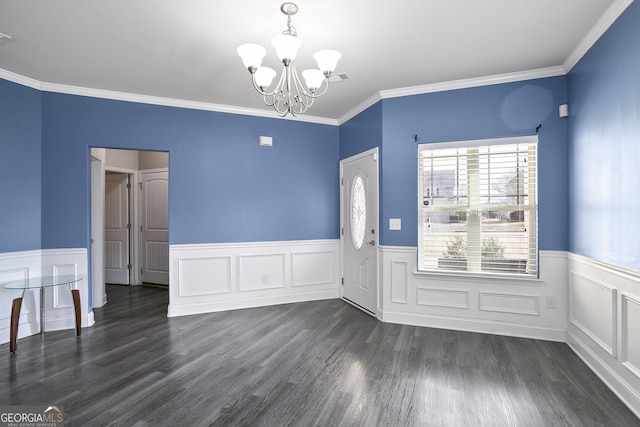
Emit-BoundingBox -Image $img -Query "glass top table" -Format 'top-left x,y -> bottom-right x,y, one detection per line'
3,275 -> 82,290
3,275 -> 83,353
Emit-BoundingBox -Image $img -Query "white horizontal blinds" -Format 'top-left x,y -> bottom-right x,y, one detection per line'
418,137 -> 538,276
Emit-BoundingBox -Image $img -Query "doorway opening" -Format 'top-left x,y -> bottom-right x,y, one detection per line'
90,148 -> 169,309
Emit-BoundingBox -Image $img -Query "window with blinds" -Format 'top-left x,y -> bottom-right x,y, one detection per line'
418,136 -> 538,276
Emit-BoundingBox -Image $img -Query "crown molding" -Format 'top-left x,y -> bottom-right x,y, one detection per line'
337,66 -> 566,125
39,82 -> 339,126
337,92 -> 383,125
0,68 -> 42,90
380,66 -> 567,100
563,0 -> 634,72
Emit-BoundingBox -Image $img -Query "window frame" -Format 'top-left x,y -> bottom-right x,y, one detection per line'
417,135 -> 539,277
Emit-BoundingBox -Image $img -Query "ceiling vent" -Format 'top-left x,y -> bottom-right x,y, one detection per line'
329,72 -> 351,83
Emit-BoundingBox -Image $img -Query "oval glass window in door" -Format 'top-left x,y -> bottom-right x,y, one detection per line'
351,175 -> 366,249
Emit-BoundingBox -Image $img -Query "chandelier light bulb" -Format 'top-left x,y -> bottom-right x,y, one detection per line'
302,69 -> 325,91
254,67 -> 277,90
313,50 -> 342,75
237,43 -> 267,71
271,35 -> 302,63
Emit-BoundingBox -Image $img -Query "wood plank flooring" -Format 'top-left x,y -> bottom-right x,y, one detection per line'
1,284 -> 639,426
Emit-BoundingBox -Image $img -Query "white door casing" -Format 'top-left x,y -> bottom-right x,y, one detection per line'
140,170 -> 169,285
341,148 -> 378,314
104,173 -> 131,285
91,150 -> 106,307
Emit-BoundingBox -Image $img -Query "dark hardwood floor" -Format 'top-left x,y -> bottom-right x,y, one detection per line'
1,284 -> 639,426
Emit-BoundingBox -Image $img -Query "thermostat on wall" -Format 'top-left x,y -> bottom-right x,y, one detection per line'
559,104 -> 569,118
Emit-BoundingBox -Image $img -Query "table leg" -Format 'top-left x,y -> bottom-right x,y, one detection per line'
40,286 -> 45,334
9,297 -> 23,353
71,289 -> 81,336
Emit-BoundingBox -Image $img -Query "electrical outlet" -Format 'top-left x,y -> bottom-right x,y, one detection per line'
261,274 -> 269,284
546,296 -> 557,309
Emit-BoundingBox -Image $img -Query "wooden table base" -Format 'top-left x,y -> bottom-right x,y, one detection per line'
9,297 -> 23,353
71,289 -> 81,336
9,290 -> 82,353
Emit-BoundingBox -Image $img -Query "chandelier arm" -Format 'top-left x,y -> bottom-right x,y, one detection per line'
310,77 -> 330,98
291,61 -> 330,99
290,62 -> 313,100
251,69 -> 283,98
289,63 -> 313,114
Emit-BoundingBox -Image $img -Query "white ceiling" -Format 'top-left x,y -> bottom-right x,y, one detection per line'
0,0 -> 628,123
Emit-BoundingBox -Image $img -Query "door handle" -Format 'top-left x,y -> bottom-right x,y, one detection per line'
366,240 -> 375,246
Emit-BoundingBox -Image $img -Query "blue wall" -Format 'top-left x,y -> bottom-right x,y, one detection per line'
0,79 -> 42,252
0,75 -> 572,257
375,77 -> 569,249
339,101 -> 383,160
568,1 -> 640,272
40,93 -> 340,249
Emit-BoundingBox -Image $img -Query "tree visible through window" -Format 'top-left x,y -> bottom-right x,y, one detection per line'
418,136 -> 538,276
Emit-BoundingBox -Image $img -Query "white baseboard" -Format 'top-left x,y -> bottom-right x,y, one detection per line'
568,330 -> 640,419
382,310 -> 567,342
169,289 -> 338,317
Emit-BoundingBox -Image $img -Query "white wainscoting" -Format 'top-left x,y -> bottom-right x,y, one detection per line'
168,240 -> 340,317
379,247 -> 568,342
567,253 -> 640,418
0,248 -> 91,346
41,248 -> 92,332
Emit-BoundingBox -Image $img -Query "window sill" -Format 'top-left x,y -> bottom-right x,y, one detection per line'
412,269 -> 543,285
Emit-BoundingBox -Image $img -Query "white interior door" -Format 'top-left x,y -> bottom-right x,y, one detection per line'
104,172 -> 130,285
341,149 -> 378,314
140,170 -> 169,285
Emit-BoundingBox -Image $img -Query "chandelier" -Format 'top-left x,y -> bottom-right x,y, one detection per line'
237,2 -> 341,117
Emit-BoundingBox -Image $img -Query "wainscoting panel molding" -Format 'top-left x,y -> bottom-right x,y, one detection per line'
52,263 -> 78,309
379,247 -> 568,342
417,288 -> 469,310
41,249 -> 91,333
0,251 -> 40,345
479,292 -> 540,316
567,253 -> 640,418
239,254 -> 286,291
569,272 -> 617,357
0,249 -> 90,346
178,256 -> 232,297
291,251 -> 334,287
390,261 -> 408,304
622,292 -> 640,380
168,240 -> 340,317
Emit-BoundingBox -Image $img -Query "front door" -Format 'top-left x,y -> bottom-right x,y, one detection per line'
341,148 -> 378,314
